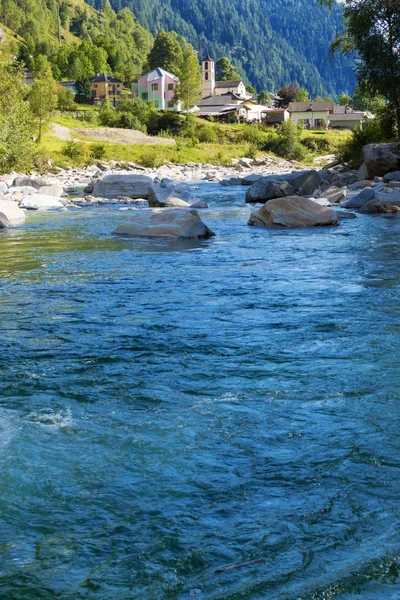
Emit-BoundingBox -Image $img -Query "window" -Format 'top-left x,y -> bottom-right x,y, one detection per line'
93,84 -> 98,88
205,72 -> 209,80
151,83 -> 159,91
142,92 -> 148,100
205,62 -> 208,70
108,90 -> 112,94
117,91 -> 121,95
168,83 -> 174,91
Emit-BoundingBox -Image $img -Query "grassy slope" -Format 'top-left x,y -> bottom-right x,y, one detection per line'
43,112 -> 351,168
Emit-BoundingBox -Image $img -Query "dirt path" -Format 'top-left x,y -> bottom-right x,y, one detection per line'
51,123 -> 175,146
51,123 -> 73,141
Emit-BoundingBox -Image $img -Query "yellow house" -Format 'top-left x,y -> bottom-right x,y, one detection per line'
89,73 -> 123,106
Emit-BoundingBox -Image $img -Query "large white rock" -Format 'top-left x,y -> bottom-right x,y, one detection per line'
112,209 -> 215,239
19,194 -> 65,211
92,174 -> 153,199
248,196 -> 339,228
0,199 -> 26,226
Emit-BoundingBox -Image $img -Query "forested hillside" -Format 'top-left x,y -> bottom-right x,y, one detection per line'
86,0 -> 355,97
0,0 -> 153,83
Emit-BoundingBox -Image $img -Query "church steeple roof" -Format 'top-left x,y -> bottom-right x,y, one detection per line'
203,55 -> 214,62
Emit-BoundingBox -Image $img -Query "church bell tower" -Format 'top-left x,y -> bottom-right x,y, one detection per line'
202,55 -> 215,98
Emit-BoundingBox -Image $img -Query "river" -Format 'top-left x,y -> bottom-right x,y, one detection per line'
1,183 -> 400,599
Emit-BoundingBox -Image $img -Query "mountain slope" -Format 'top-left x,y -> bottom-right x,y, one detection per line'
87,0 -> 354,97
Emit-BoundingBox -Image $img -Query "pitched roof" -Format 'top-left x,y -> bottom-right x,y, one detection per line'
140,67 -> 179,82
288,101 -> 334,112
215,80 -> 243,88
90,73 -> 122,83
330,112 -> 365,121
203,55 -> 214,62
197,92 -> 243,107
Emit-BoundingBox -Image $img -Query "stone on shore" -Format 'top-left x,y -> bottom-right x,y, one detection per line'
248,196 -> 339,228
19,194 -> 65,210
12,176 -> 63,197
0,199 -> 26,226
112,209 -> 215,239
245,170 -> 321,203
363,143 -> 400,178
92,174 -> 153,199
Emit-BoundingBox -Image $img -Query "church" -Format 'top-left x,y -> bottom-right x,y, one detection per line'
201,56 -> 248,99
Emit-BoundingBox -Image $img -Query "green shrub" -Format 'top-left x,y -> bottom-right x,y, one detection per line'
61,140 -> 90,163
89,143 -> 108,160
237,125 -> 266,148
335,120 -> 385,167
301,136 -> 333,153
263,120 -> 307,160
147,112 -> 183,136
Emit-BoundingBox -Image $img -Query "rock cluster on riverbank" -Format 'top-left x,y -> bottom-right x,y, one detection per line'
1,143 -> 400,232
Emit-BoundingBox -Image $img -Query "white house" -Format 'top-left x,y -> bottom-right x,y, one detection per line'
288,101 -> 333,129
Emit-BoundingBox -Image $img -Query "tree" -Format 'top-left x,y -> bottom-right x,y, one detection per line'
29,56 -> 58,142
176,43 -> 202,111
75,77 -> 92,104
258,90 -> 271,106
0,66 -> 35,173
320,0 -> 400,136
275,83 -> 301,108
338,93 -> 352,106
294,87 -> 309,101
57,87 -> 77,112
146,30 -> 183,75
215,57 -> 240,81
351,85 -> 385,113
246,84 -> 256,95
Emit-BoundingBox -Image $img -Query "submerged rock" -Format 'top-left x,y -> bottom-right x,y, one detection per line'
112,208 -> 215,239
248,196 -> 339,228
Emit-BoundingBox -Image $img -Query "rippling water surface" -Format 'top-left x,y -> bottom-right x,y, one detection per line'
1,184 -> 400,600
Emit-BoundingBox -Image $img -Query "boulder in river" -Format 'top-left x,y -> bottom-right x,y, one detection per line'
363,143 -> 400,178
19,194 -> 65,210
245,170 -> 321,203
248,196 -> 339,228
0,199 -> 26,226
340,188 -> 375,209
92,174 -> 153,199
112,209 -> 215,239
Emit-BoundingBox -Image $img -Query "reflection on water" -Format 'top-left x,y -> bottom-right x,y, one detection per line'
1,185 -> 400,599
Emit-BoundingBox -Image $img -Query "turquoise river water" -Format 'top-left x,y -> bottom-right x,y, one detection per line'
1,183 -> 400,600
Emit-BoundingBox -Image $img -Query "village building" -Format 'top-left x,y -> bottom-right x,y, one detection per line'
288,100 -> 366,130
263,107 -> 290,124
90,73 -> 123,106
131,68 -> 180,111
58,80 -> 77,95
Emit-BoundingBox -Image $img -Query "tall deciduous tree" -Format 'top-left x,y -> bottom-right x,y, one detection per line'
146,30 -> 183,75
320,0 -> 400,136
176,43 -> 202,111
29,56 -> 58,142
0,66 -> 35,173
